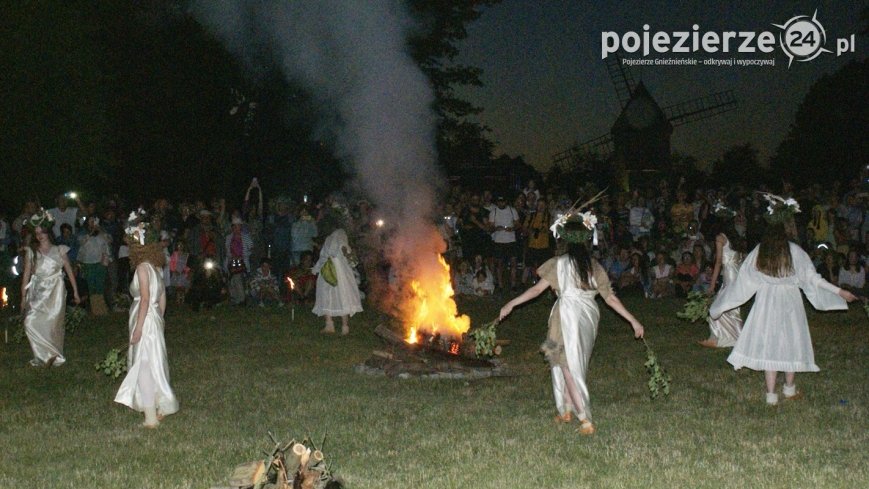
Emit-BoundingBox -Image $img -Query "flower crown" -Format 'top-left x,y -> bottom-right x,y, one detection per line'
713,200 -> 736,219
25,208 -> 55,231
549,189 -> 605,245
758,192 -> 800,224
124,208 -> 159,245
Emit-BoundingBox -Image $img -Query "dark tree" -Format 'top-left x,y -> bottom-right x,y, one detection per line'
770,59 -> 868,187
407,0 -> 500,172
711,144 -> 764,187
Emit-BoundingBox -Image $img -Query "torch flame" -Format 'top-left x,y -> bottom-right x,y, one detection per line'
403,254 -> 470,342
286,277 -> 295,290
0,287 -> 7,307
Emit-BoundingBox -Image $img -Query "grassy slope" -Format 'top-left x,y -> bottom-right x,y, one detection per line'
1,295 -> 867,488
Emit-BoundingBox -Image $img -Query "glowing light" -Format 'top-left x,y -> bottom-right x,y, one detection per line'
407,327 -> 418,344
0,287 -> 7,307
286,277 -> 295,290
375,219 -> 385,228
203,260 -> 215,270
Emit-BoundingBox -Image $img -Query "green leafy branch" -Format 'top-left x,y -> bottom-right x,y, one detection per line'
94,345 -> 129,378
676,291 -> 711,323
467,319 -> 500,357
643,338 -> 671,399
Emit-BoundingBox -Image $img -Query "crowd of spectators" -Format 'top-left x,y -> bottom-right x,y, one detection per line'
2,174 -> 868,317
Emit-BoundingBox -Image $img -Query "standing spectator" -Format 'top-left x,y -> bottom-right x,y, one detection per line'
169,241 -> 191,305
523,179 -> 541,202
12,201 -> 38,235
48,194 -> 84,238
243,179 -> 265,265
77,216 -> 112,315
224,217 -> 253,306
523,199 -> 551,285
268,198 -> 294,288
458,194 -> 491,264
291,205 -> 318,266
488,196 -> 520,291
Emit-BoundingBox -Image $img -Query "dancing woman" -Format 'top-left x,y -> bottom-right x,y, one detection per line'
20,209 -> 81,367
499,213 -> 644,435
699,204 -> 747,348
710,194 -> 856,405
114,214 -> 179,428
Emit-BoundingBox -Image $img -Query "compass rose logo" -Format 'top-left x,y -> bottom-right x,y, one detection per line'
773,10 -> 832,68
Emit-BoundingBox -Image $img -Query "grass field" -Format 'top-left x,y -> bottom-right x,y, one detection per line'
1,293 -> 867,488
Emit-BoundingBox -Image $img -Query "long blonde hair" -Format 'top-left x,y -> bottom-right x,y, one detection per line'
757,223 -> 793,277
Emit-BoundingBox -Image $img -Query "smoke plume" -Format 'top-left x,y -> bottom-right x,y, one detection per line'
191,0 -> 454,316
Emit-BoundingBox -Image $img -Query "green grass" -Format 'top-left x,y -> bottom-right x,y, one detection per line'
1,294 -> 867,488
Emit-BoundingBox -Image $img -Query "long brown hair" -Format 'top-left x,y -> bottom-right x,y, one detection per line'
25,227 -> 55,268
129,243 -> 166,269
563,222 -> 593,288
756,222 -> 793,277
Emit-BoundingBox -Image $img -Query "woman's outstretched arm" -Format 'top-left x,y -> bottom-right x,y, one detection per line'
603,295 -> 644,338
499,279 -> 550,321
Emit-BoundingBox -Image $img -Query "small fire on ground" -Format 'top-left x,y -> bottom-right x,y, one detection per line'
402,255 -> 470,354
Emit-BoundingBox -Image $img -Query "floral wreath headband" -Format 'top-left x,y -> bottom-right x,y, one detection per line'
713,200 -> 736,219
124,208 -> 159,245
25,208 -> 55,231
757,192 -> 800,224
550,189 -> 606,245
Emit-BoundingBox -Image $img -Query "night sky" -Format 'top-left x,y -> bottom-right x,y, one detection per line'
457,0 -> 866,170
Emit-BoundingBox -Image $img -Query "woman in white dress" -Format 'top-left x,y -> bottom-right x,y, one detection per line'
114,218 -> 179,428
699,214 -> 746,348
312,229 -> 363,335
20,210 -> 81,367
710,199 -> 856,405
500,215 -> 644,435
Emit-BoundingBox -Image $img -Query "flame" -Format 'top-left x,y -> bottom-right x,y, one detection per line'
0,287 -> 6,307
403,254 -> 470,342
286,277 -> 295,290
449,342 -> 459,355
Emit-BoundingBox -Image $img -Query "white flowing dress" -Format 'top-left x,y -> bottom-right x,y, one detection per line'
706,237 -> 743,347
538,256 -> 613,422
710,243 -> 846,372
312,229 -> 363,317
114,263 -> 179,416
23,245 -> 69,366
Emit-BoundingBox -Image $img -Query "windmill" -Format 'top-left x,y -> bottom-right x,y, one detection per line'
552,54 -> 737,185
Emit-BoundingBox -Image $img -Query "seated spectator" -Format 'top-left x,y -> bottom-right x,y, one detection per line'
651,251 -> 674,298
453,260 -> 476,296
287,251 -> 317,303
838,250 -> 865,292
693,263 -> 713,293
674,252 -> 699,297
472,269 -> 495,296
618,252 -> 649,296
607,248 -> 631,283
250,258 -> 281,306
817,251 -> 839,284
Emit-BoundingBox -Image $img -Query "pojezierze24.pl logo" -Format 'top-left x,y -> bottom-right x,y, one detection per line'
601,10 -> 857,68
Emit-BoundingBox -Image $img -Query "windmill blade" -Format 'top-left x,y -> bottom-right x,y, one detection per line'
663,90 -> 737,127
605,53 -> 637,109
551,134 -> 613,167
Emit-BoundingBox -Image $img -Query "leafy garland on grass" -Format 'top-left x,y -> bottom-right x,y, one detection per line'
7,306 -> 88,343
676,291 -> 711,323
643,338 -> 671,399
94,345 -> 129,378
467,319 -> 501,357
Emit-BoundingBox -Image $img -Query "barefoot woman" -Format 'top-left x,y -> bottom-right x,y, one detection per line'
499,213 -> 644,435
